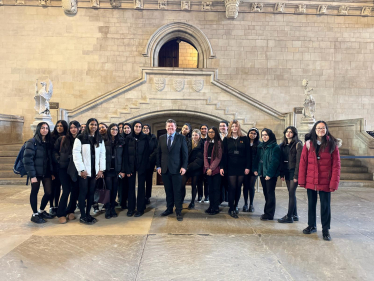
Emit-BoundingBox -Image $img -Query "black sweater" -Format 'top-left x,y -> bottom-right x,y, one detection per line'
221,136 -> 251,176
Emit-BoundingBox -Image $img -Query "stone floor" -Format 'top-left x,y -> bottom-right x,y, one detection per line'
0,184 -> 373,281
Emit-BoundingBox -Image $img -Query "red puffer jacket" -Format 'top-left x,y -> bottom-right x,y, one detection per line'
298,139 -> 341,192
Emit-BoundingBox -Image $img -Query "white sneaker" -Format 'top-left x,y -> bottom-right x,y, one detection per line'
204,198 -> 209,203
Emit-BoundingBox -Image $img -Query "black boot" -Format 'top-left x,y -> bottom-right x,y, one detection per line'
105,208 -> 112,219
110,207 -> 118,218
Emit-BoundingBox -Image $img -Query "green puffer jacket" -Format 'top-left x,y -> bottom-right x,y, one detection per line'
253,140 -> 281,178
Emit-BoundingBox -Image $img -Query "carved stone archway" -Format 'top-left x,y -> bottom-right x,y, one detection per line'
143,22 -> 215,68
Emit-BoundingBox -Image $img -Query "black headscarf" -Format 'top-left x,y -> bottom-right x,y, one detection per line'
132,121 -> 143,138
262,128 -> 277,146
143,123 -> 152,134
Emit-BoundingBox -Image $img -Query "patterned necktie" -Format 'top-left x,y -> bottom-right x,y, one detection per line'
167,135 -> 172,151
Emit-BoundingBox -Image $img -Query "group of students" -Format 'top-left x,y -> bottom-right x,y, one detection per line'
23,117 -> 341,241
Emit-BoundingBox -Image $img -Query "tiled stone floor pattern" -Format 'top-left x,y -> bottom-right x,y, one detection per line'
0,185 -> 373,281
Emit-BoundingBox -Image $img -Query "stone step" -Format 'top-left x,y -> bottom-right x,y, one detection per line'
0,171 -> 21,178
0,157 -> 16,164
0,164 -> 13,171
340,159 -> 362,167
341,166 -> 368,173
340,173 -> 373,181
0,151 -> 18,157
0,178 -> 28,185
339,180 -> 374,188
0,143 -> 23,152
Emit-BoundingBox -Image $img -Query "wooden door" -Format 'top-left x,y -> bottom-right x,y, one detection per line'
158,40 -> 179,67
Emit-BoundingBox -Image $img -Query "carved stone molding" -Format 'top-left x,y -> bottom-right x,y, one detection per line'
225,0 -> 240,19
275,2 -> 285,13
39,0 -> 49,6
91,0 -> 100,8
338,5 -> 349,15
361,7 -> 372,16
15,0 -> 24,5
173,79 -> 185,92
62,0 -> 77,14
192,80 -> 204,92
294,4 -> 306,13
251,3 -> 263,12
318,5 -> 328,14
202,1 -> 211,10
134,0 -> 143,9
181,1 -> 190,10
158,0 -> 166,9
110,0 -> 120,8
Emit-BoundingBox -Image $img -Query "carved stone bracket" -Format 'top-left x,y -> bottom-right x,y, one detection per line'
91,0 -> 100,8
251,3 -> 263,12
225,0 -> 240,19
202,1 -> 211,10
62,0 -> 77,14
134,0 -> 143,9
39,0 -> 50,6
294,4 -> 306,13
318,5 -> 328,14
181,1 -> 190,10
275,2 -> 285,13
158,0 -> 166,9
338,5 -> 349,15
15,0 -> 24,5
361,7 -> 372,16
110,0 -> 120,8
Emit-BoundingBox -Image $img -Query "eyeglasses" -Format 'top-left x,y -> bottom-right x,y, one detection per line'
208,131 -> 215,134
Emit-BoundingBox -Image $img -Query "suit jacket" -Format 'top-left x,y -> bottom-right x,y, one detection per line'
157,133 -> 188,175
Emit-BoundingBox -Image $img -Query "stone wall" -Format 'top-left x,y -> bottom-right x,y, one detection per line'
0,114 -> 24,144
0,6 -> 373,139
179,41 -> 198,68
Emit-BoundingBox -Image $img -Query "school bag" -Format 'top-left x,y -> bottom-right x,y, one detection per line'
13,138 -> 37,184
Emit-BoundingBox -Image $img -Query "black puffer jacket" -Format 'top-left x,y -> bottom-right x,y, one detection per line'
124,132 -> 149,174
105,138 -> 126,173
186,140 -> 204,177
23,135 -> 54,178
53,136 -> 71,169
147,134 -> 158,170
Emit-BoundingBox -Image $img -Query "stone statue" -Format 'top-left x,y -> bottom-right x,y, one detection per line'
302,79 -> 315,120
34,80 -> 53,115
62,0 -> 77,14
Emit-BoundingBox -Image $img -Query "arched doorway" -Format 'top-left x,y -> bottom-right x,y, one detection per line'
158,39 -> 198,68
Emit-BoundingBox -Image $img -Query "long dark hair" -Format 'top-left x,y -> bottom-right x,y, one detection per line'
309,121 -> 337,153
247,127 -> 259,146
207,126 -> 221,159
34,122 -> 52,143
282,126 -> 300,145
52,120 -> 68,138
107,123 -> 120,144
62,121 -> 80,151
82,118 -> 102,147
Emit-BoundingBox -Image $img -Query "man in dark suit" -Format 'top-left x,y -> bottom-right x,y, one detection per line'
157,119 -> 188,221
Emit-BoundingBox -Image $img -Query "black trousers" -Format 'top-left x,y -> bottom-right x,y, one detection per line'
145,167 -> 154,199
198,174 -> 209,199
128,171 -> 146,213
50,171 -> 61,208
162,171 -> 183,213
220,175 -> 229,203
208,174 -> 221,211
119,176 -> 129,208
243,173 -> 257,206
57,168 -> 79,218
260,177 -> 277,218
104,171 -> 119,209
307,189 -> 331,230
78,176 -> 96,218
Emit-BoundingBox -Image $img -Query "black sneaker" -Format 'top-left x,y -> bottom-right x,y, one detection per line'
49,207 -> 57,217
31,214 -> 46,224
278,215 -> 293,223
204,197 -> 209,203
134,211 -> 144,217
87,215 -> 97,224
303,225 -> 317,234
293,215 -> 299,221
228,210 -> 238,219
39,211 -> 54,219
235,207 -> 239,215
249,205 -> 254,212
80,216 -> 93,225
242,204 -> 249,212
197,197 -> 203,203
323,230 -> 331,241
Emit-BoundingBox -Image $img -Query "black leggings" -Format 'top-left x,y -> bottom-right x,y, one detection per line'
228,175 -> 244,211
57,169 -> 79,218
30,177 -> 52,213
285,180 -> 298,217
198,174 -> 209,199
104,173 -> 119,209
181,174 -> 200,203
50,172 -> 61,208
78,177 -> 96,218
243,174 -> 257,206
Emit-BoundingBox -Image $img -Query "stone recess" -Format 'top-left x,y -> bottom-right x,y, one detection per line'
0,8 -> 374,139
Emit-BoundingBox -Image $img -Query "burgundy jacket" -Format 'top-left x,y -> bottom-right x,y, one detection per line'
298,139 -> 341,192
204,140 -> 222,176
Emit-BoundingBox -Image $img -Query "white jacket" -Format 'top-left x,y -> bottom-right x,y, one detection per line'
73,137 -> 106,177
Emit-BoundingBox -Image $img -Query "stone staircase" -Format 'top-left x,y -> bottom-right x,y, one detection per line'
0,144 -> 373,187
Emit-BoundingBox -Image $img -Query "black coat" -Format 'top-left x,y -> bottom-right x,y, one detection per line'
279,140 -> 303,180
124,132 -> 149,174
23,135 -> 54,178
105,138 -> 126,173
186,140 -> 204,177
147,134 -> 158,170
157,133 -> 188,175
53,136 -> 71,169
